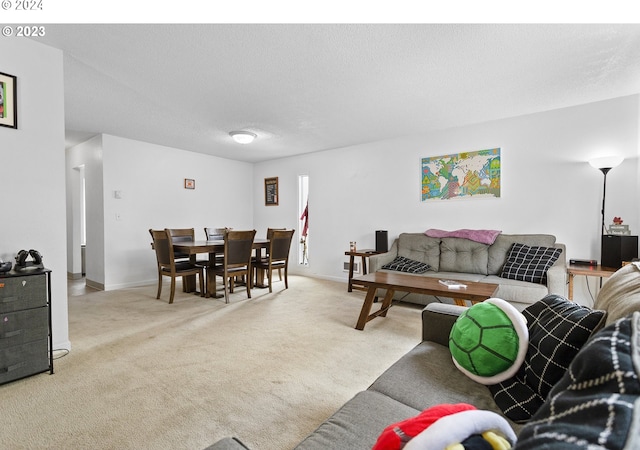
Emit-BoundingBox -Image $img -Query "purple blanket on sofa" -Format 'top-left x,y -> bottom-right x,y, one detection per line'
424,229 -> 502,245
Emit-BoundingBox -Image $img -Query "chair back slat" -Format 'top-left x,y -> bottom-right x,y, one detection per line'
167,228 -> 195,259
225,230 -> 256,266
167,228 -> 195,242
150,229 -> 172,266
205,227 -> 231,240
270,229 -> 295,261
266,227 -> 286,240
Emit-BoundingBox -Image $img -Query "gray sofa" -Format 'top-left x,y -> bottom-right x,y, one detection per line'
208,262 -> 640,449
368,232 -> 566,311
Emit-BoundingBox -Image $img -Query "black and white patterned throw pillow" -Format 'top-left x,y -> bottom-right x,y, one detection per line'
489,295 -> 606,423
514,312 -> 640,449
381,256 -> 431,274
500,243 -> 562,284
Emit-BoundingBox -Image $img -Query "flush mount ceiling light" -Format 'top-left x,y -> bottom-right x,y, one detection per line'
229,131 -> 257,144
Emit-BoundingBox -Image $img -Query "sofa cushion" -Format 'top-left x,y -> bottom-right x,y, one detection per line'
397,233 -> 441,271
439,238 -> 489,275
381,256 -> 431,274
368,342 -> 521,434
500,243 -> 562,284
594,261 -> 640,326
294,390 -> 419,450
482,276 -> 549,310
514,312 -> 640,450
488,234 -> 556,275
488,295 -> 606,423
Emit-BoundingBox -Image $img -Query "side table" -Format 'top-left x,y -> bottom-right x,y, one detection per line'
345,249 -> 380,292
567,264 -> 617,300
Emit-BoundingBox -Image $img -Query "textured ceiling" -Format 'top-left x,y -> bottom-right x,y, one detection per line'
31,24 -> 640,162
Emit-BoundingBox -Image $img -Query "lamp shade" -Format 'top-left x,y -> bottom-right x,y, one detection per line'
589,156 -> 624,170
229,131 -> 257,144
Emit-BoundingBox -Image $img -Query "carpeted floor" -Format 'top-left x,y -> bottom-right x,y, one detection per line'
2,275 -> 422,450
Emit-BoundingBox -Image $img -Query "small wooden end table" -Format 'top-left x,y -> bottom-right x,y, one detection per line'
567,264 -> 617,300
352,272 -> 498,330
345,249 -> 380,292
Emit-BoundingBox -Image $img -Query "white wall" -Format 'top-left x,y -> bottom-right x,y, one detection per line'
0,38 -> 69,350
253,95 -> 640,306
67,134 -> 255,290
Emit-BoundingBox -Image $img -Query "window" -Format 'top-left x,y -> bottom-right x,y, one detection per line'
298,175 -> 309,265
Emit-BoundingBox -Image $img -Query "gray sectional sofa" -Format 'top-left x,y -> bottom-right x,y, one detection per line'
368,232 -> 566,311
208,262 -> 640,450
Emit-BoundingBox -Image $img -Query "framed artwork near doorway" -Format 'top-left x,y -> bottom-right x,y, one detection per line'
265,177 -> 278,206
0,71 -> 17,129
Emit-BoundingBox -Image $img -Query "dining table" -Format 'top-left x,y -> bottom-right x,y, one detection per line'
172,238 -> 270,298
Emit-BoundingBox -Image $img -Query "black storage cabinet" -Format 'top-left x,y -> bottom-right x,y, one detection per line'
602,235 -> 639,269
0,268 -> 53,385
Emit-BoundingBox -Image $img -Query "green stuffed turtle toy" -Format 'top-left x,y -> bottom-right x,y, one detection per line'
449,298 -> 528,385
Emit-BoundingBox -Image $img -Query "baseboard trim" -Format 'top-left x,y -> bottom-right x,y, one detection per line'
67,272 -> 84,280
85,278 -> 105,291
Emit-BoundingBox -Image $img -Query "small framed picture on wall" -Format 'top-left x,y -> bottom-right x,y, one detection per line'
184,178 -> 195,189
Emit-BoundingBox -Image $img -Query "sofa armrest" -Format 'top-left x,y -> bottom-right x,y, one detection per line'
368,252 -> 397,273
422,303 -> 467,345
546,264 -> 566,296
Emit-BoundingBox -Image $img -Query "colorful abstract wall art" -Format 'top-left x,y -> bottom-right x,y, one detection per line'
421,148 -> 501,201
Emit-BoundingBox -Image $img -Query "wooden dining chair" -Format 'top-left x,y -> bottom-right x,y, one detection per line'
203,227 -> 229,268
254,229 -> 295,293
204,227 -> 230,240
149,229 -> 205,304
209,229 -> 256,303
265,227 -> 286,280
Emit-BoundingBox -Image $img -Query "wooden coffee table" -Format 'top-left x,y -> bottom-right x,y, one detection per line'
353,272 -> 499,330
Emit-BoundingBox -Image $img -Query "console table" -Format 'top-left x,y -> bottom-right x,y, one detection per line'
567,264 -> 617,300
345,249 -> 380,292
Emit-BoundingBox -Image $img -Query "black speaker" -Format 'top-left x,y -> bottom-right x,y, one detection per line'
601,235 -> 638,269
376,230 -> 388,253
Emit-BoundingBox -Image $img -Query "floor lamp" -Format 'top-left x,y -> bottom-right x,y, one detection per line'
589,155 -> 624,260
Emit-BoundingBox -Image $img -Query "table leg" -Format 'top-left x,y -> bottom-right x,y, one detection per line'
568,273 -> 574,300
356,287 -> 395,330
183,255 -> 198,293
356,287 -> 377,330
205,252 -> 224,299
379,290 -> 394,317
347,254 -> 356,292
361,256 -> 368,275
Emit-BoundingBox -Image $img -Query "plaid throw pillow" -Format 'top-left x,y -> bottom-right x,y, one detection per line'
500,243 -> 562,284
488,295 -> 606,423
381,256 -> 431,274
515,313 -> 640,449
